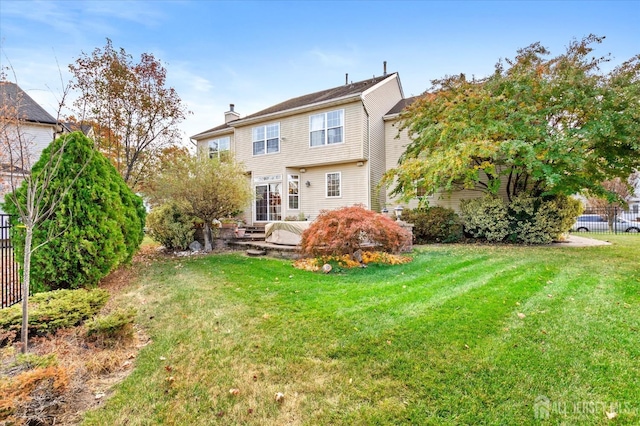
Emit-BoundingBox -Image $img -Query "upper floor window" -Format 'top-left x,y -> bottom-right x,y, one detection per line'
310,109 -> 344,147
208,136 -> 230,160
253,123 -> 280,156
326,172 -> 341,198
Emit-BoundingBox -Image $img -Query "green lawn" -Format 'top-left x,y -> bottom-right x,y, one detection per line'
83,235 -> 640,425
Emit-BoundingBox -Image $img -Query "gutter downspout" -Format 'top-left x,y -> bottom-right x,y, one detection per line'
361,97 -> 371,210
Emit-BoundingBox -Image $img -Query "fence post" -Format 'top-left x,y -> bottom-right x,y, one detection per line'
1,214 -> 22,308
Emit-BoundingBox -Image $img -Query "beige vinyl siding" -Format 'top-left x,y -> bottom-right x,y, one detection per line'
245,163 -> 368,225
295,163 -> 369,221
234,101 -> 366,172
361,75 -> 403,212
196,130 -> 234,159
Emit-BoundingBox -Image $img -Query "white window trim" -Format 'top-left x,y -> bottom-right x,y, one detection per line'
208,136 -> 230,159
309,109 -> 344,148
287,174 -> 300,210
252,123 -> 280,156
325,172 -> 342,198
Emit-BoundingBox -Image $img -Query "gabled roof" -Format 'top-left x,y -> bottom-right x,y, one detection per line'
0,81 -> 57,125
63,121 -> 93,135
191,73 -> 399,139
241,73 -> 398,121
191,122 -> 233,139
385,96 -> 420,117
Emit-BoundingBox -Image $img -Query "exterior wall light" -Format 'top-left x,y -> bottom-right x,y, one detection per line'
394,205 -> 404,220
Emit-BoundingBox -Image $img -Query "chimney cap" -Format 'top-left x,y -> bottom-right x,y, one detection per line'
229,103 -> 235,112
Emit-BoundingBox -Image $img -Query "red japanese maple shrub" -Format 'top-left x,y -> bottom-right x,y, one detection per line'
300,205 -> 411,257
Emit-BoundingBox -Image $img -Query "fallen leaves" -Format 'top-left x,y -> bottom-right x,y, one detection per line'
293,251 -> 412,272
517,312 -> 526,319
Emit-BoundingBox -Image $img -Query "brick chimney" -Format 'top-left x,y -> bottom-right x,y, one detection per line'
225,104 -> 240,124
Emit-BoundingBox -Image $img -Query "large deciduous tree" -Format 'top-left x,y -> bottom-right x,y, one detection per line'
69,39 -> 188,190
151,156 -> 252,251
384,35 -> 640,203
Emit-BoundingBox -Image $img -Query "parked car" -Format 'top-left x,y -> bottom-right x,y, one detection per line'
571,214 -> 640,233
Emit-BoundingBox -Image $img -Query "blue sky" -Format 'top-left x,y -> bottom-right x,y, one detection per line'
1,0 -> 638,145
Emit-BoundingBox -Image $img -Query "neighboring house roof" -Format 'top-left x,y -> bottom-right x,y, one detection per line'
385,96 -> 421,117
0,81 -> 57,125
191,73 -> 399,139
63,121 -> 93,135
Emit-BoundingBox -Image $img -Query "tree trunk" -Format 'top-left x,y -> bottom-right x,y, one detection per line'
203,222 -> 213,252
21,226 -> 33,354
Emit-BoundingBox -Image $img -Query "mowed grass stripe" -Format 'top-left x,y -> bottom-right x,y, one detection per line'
83,237 -> 640,425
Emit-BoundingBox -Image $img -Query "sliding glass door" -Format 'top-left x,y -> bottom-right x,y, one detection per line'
255,183 -> 282,222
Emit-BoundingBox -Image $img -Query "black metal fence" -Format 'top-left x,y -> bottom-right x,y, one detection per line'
1,214 -> 21,308
571,207 -> 640,235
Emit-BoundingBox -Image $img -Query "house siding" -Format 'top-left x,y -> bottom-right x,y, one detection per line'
235,101 -> 366,171
294,163 -> 369,221
27,123 -> 54,166
243,162 -> 368,225
361,75 -> 403,212
0,123 -> 54,209
196,129 -> 235,158
7,122 -> 55,169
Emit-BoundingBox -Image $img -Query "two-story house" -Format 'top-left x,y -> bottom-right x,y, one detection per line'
192,70 -> 404,225
0,82 -> 59,213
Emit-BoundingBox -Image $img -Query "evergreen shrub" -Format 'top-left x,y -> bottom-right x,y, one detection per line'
4,132 -> 146,291
460,194 -> 582,244
0,288 -> 109,338
85,307 -> 136,345
403,206 -> 463,243
459,196 -> 511,242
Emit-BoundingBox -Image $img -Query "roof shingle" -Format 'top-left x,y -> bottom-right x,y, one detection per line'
241,73 -> 397,121
191,73 -> 398,139
0,81 -> 57,125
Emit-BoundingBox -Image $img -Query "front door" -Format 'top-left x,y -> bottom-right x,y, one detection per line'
255,183 -> 282,222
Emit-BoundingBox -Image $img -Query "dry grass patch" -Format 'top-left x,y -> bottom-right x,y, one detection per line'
0,241 -> 160,425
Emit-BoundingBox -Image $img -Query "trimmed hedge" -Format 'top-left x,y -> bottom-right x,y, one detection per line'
459,194 -> 583,244
403,206 -> 463,244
